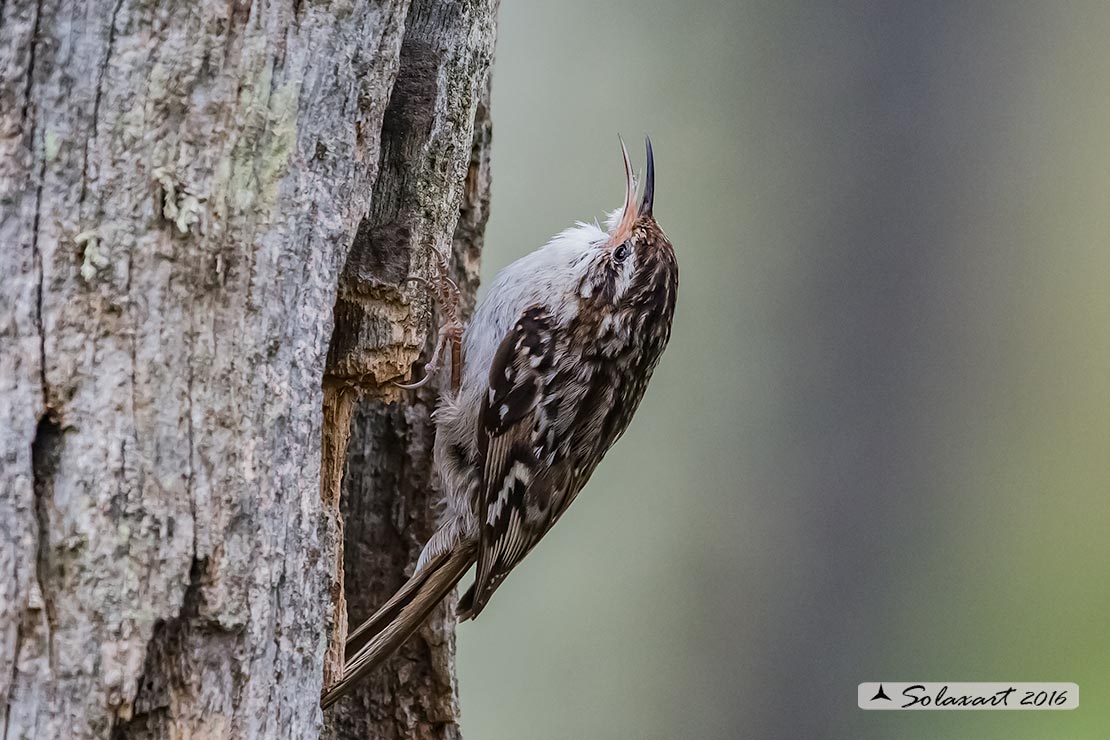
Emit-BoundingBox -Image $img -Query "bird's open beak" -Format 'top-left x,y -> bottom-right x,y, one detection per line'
610,135 -> 654,245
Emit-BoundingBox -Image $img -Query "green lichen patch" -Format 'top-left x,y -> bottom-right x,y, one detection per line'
77,231 -> 109,282
153,167 -> 203,235
218,52 -> 302,221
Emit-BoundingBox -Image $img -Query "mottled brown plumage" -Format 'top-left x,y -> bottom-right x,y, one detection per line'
463,215 -> 676,618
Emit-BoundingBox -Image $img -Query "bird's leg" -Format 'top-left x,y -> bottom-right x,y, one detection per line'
395,251 -> 464,392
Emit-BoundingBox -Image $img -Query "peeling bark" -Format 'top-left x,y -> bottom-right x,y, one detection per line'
324,78 -> 493,740
0,0 -> 497,737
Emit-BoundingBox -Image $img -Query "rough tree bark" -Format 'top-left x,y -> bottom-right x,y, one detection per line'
0,0 -> 496,738
322,4 -> 495,738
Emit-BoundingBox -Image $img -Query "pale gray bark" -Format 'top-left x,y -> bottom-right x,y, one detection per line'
0,0 -> 496,737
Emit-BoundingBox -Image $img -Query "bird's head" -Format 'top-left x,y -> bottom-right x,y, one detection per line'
580,137 -> 677,321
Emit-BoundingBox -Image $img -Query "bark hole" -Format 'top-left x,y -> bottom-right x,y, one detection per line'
112,556 -> 244,740
30,414 -> 62,630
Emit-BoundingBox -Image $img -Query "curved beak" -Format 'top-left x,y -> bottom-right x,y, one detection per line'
611,135 -> 638,240
611,135 -> 650,244
638,135 -> 654,218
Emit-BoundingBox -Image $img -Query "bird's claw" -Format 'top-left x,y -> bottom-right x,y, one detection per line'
394,253 -> 464,392
393,375 -> 433,391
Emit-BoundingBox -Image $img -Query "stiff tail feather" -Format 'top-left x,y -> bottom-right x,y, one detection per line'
343,550 -> 448,662
321,546 -> 474,709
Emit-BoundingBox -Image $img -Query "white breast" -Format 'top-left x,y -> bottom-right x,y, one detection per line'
459,221 -> 607,398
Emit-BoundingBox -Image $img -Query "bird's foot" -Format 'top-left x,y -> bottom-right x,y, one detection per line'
395,252 -> 464,392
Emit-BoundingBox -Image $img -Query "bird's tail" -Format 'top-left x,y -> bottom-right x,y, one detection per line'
321,545 -> 474,709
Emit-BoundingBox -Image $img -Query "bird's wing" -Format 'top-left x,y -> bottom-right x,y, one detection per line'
465,304 -> 586,619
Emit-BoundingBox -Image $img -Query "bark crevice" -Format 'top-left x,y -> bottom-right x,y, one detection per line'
80,0 -> 123,209
111,556 -> 242,740
30,414 -> 61,641
32,180 -> 45,403
18,0 -> 40,131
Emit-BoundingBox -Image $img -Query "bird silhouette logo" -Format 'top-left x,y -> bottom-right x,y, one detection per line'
871,684 -> 892,701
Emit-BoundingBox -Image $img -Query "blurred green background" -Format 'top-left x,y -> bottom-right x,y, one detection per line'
456,2 -> 1110,738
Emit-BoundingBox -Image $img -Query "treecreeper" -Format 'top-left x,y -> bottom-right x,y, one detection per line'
323,137 -> 678,707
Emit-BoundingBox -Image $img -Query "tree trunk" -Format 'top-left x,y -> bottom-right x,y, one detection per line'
0,0 -> 496,737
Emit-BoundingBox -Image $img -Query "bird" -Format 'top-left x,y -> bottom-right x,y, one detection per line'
322,136 -> 678,708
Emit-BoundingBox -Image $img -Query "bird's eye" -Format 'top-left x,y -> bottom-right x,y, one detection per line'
613,244 -> 630,263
